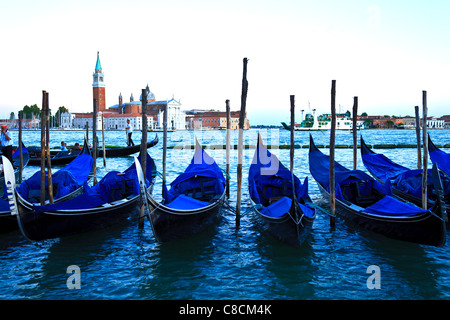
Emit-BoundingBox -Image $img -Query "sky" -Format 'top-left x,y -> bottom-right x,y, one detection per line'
1,0 -> 449,125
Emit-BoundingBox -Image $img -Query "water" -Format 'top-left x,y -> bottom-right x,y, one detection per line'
1,128 -> 449,300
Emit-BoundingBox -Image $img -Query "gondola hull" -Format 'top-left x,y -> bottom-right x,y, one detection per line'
0,213 -> 19,233
249,198 -> 315,247
317,183 -> 446,246
147,192 -> 225,243
15,195 -> 141,241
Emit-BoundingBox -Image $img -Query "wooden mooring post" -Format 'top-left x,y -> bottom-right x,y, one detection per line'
290,95 -> 295,172
18,111 -> 23,183
226,99 -> 231,198
235,57 -> 249,229
40,91 -> 47,206
92,99 -> 98,185
102,113 -> 106,167
414,105 -> 422,170
139,88 -> 148,229
329,80 -> 336,228
45,91 -> 54,204
352,96 -> 358,170
162,99 -> 168,197
422,91 -> 428,209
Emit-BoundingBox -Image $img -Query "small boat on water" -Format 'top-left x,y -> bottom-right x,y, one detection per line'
0,139 -> 92,234
309,135 -> 447,247
248,134 -> 316,247
4,151 -> 156,241
143,139 -> 226,243
26,134 -> 158,166
428,135 -> 450,177
360,136 -> 450,229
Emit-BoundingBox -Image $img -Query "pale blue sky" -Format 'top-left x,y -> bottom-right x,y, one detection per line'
1,0 -> 449,125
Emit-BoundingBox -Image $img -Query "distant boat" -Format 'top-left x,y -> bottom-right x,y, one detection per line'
26,134 -> 158,166
281,112 -> 355,131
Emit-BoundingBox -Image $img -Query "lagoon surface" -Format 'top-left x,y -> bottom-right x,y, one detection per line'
1,128 -> 449,300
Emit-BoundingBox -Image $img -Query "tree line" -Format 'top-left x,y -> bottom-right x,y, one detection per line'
10,105 -> 69,127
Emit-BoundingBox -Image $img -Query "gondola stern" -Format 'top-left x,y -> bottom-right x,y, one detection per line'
309,134 -> 319,153
360,136 -> 373,155
431,162 -> 448,224
428,134 -> 439,153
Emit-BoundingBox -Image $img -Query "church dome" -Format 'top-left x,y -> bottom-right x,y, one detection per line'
140,84 -> 155,102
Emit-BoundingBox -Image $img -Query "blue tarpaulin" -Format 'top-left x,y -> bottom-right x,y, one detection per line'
309,137 -> 432,218
163,147 -> 225,206
363,195 -> 430,217
430,148 -> 450,177
361,151 -> 409,181
309,144 -> 374,190
165,194 -> 210,210
361,142 -> 450,200
17,153 -> 93,202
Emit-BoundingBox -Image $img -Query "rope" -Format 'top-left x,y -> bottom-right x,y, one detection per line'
309,203 -> 335,217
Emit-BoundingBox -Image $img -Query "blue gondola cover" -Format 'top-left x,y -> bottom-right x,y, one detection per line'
429,147 -> 450,177
163,148 -> 225,206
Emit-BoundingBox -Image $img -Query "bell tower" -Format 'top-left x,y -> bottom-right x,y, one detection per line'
93,51 -> 106,111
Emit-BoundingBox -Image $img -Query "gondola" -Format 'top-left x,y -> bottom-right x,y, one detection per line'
3,151 -> 156,241
0,139 -> 92,234
248,134 -> 316,247
428,135 -> 450,177
27,134 -> 158,166
143,139 -> 226,243
309,135 -> 446,247
360,136 -> 450,229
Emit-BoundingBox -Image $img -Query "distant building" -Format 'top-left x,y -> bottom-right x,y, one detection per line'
402,116 -> 416,129
185,110 -> 250,130
426,116 -> 445,129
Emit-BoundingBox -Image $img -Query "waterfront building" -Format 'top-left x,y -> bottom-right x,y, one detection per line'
426,117 -> 445,129
185,110 -> 249,130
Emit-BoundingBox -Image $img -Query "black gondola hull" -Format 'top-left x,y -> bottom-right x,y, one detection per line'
27,136 -> 158,166
251,205 -> 315,247
148,193 -> 224,243
16,195 -> 141,241
317,184 -> 446,247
